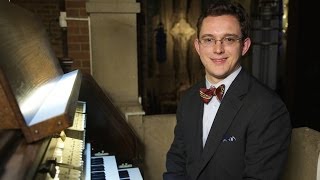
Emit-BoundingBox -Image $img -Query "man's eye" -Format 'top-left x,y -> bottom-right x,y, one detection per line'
224,37 -> 236,42
203,38 -> 213,43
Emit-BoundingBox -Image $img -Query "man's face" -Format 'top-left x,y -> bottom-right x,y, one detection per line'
194,15 -> 251,84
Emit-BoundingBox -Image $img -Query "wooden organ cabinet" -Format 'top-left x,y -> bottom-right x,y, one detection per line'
0,1 -> 143,180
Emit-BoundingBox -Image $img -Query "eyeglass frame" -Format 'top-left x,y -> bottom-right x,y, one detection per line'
198,35 -> 243,47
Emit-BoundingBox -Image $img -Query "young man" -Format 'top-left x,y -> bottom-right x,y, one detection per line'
163,1 -> 292,180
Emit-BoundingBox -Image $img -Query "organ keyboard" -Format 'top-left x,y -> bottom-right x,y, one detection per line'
34,101 -> 143,180
87,144 -> 143,180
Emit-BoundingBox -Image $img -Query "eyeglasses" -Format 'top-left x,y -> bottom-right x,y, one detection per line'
199,36 -> 242,47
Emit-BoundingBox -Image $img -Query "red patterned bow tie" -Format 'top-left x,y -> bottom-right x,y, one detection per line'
199,84 -> 225,103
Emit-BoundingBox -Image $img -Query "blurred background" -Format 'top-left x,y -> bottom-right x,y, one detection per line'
9,0 -> 319,131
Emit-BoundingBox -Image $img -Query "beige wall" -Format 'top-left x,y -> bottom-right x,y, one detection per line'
86,0 -> 140,104
128,114 -> 176,180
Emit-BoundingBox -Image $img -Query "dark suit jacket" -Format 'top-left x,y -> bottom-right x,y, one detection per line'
163,69 -> 292,180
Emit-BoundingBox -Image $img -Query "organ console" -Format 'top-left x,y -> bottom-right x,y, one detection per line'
0,1 -> 143,179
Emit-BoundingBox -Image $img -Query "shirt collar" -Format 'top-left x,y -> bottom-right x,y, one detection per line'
205,66 -> 242,94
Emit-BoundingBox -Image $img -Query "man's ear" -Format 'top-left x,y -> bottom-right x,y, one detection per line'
242,37 -> 251,56
194,38 -> 200,55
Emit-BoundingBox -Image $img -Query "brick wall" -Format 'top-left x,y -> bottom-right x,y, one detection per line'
10,0 -> 91,74
65,0 -> 90,74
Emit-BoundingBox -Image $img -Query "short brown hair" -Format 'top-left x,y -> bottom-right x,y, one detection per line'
196,1 -> 251,39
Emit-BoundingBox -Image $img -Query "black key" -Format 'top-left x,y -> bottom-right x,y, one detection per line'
91,176 -> 106,179
92,177 -> 106,180
91,171 -> 106,179
91,158 -> 104,165
118,170 -> 129,178
91,165 -> 105,172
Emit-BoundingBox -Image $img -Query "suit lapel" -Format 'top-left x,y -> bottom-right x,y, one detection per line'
191,81 -> 206,159
193,69 -> 250,178
201,94 -> 243,160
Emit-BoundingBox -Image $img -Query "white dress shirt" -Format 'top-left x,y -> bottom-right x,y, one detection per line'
202,67 -> 242,147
